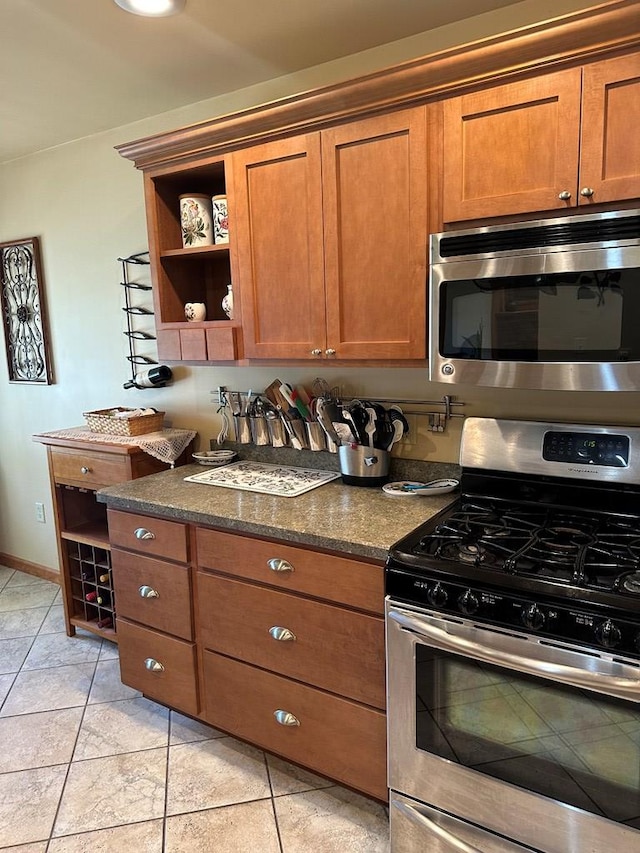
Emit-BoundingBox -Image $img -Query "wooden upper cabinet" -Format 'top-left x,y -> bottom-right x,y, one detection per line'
232,107 -> 427,361
231,135 -> 327,360
322,108 -> 427,360
443,54 -> 640,223
443,69 -> 582,222
580,53 -> 640,207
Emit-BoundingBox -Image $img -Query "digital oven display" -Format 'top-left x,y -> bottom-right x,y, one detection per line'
543,431 -> 629,467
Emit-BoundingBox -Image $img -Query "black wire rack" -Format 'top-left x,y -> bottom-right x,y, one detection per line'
119,251 -> 170,389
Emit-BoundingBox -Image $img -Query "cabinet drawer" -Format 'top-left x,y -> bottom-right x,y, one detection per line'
50,448 -> 128,488
111,548 -> 192,639
196,527 -> 383,614
202,650 -> 387,802
198,573 -> 385,709
108,509 -> 188,563
117,618 -> 198,716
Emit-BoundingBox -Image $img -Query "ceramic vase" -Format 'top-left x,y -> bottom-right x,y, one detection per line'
179,194 -> 213,247
184,302 -> 206,322
212,194 -> 229,244
221,284 -> 234,319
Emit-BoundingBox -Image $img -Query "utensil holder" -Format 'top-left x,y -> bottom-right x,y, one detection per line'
250,416 -> 270,445
234,415 -> 251,444
305,421 -> 326,451
290,420 -> 308,449
267,418 -> 288,448
338,445 -> 390,486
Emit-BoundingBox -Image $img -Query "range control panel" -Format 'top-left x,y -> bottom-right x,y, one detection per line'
386,567 -> 640,659
543,430 -> 629,467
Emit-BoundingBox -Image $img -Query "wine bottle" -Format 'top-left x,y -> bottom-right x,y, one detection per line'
97,616 -> 113,629
85,591 -> 97,602
98,573 -> 110,583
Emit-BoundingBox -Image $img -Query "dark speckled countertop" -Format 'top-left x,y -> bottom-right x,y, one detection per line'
96,448 -> 461,563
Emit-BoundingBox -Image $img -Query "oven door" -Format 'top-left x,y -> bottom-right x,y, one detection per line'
386,600 -> 640,853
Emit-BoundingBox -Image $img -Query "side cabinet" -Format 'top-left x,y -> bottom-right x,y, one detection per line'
195,527 -> 388,802
108,509 -> 199,717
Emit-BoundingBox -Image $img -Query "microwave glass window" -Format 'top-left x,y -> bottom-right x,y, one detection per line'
441,269 -> 640,361
416,647 -> 640,826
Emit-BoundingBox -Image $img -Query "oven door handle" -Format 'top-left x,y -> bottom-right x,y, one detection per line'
388,609 -> 640,702
391,798 -> 485,852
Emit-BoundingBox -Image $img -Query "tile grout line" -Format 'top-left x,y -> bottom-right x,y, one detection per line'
263,750 -> 286,853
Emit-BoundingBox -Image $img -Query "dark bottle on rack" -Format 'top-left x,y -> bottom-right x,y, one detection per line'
85,590 -> 98,603
96,616 -> 113,629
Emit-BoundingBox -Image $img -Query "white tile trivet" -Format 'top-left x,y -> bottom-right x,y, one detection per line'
184,460 -> 341,497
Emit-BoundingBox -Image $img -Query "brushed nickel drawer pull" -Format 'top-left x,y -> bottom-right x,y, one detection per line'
558,190 -> 571,200
139,585 -> 160,599
580,187 -> 595,198
269,626 -> 296,642
274,709 -> 300,727
267,558 -> 293,573
80,466 -> 91,474
134,527 -> 155,540
144,658 -> 164,672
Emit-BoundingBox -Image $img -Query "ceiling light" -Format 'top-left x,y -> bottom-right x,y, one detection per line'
114,0 -> 186,16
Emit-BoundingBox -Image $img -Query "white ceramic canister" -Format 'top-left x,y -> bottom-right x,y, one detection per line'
212,194 -> 229,244
184,302 -> 207,322
179,194 -> 214,247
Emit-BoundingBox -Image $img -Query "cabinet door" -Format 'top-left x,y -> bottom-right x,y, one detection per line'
232,135 -> 326,359
443,69 -> 582,222
321,108 -> 428,360
580,54 -> 640,206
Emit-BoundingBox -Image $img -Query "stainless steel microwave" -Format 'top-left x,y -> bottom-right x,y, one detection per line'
429,208 -> 640,391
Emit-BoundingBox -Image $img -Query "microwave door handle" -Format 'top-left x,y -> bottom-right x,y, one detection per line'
391,798 -> 484,852
388,609 -> 640,703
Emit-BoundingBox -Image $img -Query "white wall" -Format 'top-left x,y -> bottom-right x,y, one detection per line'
1,0 -> 629,573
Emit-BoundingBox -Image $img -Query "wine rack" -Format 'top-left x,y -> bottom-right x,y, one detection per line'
67,541 -> 115,634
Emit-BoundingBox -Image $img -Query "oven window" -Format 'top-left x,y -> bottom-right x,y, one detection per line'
417,647 -> 640,827
440,268 -> 640,361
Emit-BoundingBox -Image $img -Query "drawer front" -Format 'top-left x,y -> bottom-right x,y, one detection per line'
50,447 -> 128,488
196,527 -> 384,614
116,618 -> 198,716
197,573 -> 385,709
111,548 -> 192,640
202,650 -> 387,802
108,509 -> 188,563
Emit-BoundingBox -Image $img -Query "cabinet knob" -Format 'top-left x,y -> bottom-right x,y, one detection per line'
269,626 -> 296,642
144,658 -> 165,672
325,348 -> 336,357
134,527 -> 155,540
80,466 -> 91,475
267,558 -> 294,573
311,348 -> 322,356
139,585 -> 160,599
558,190 -> 572,200
273,709 -> 300,727
580,187 -> 595,198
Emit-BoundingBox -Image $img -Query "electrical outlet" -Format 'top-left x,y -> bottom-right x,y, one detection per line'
35,502 -> 46,524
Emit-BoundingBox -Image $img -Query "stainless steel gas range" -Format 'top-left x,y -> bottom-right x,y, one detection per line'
386,417 -> 640,852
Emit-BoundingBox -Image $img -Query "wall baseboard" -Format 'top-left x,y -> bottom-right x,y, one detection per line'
0,553 -> 60,585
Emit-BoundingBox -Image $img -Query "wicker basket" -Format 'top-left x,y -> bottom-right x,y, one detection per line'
83,407 -> 165,436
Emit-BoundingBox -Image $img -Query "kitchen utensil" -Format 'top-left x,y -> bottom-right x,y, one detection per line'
279,382 -> 311,421
333,421 -> 356,443
382,478 -> 459,496
342,407 -> 364,444
279,410 -> 303,450
386,419 -> 405,452
364,407 -> 377,448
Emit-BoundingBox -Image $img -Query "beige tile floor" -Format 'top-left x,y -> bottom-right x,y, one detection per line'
0,566 -> 389,852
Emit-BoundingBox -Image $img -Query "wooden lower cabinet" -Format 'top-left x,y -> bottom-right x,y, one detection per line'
198,572 -> 385,709
202,650 -> 387,802
116,618 -> 199,717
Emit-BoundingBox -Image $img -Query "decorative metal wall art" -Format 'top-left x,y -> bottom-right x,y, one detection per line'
0,236 -> 53,384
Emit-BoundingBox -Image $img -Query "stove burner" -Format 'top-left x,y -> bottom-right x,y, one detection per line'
413,499 -> 640,592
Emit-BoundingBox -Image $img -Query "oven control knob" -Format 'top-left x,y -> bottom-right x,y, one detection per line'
521,603 -> 545,631
458,589 -> 479,616
595,619 -> 622,648
427,583 -> 448,607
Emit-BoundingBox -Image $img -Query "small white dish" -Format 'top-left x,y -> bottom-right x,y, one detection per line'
383,478 -> 459,497
192,450 -> 237,466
